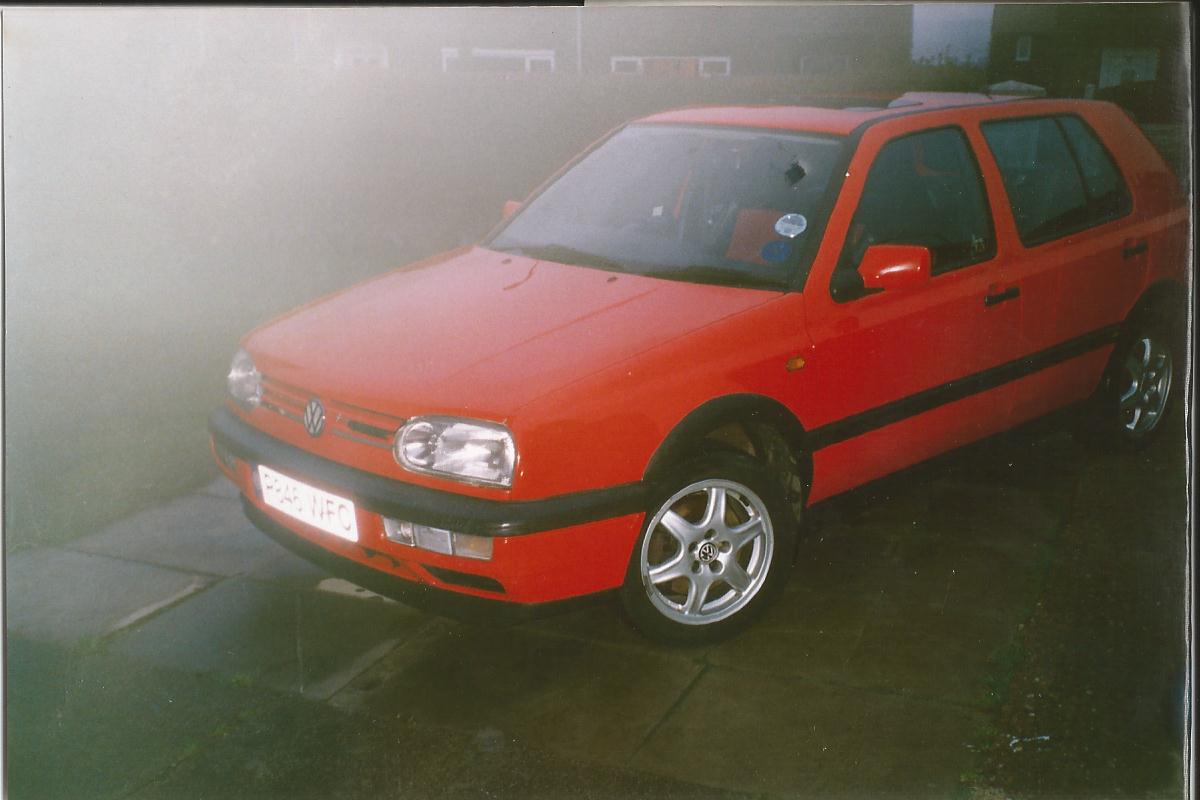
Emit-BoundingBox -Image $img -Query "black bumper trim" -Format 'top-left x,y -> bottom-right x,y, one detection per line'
241,498 -> 608,623
211,407 -> 649,537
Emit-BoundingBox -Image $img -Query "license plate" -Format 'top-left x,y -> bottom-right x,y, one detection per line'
257,465 -> 358,542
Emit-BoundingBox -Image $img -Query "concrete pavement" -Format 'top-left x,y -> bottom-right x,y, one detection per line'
4,417 -> 1186,798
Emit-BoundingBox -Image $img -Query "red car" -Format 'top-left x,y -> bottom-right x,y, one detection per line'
211,92 -> 1187,643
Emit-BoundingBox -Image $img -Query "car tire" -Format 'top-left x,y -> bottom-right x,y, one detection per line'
620,452 -> 797,645
1084,312 -> 1182,450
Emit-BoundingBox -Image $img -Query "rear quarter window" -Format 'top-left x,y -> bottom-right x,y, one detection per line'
1057,115 -> 1133,220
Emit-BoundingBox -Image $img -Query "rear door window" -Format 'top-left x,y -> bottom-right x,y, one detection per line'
982,115 -> 1131,246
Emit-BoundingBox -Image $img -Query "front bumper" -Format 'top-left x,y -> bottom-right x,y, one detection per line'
209,407 -> 648,606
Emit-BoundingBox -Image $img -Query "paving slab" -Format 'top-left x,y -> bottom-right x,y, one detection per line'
4,548 -> 210,645
935,427 -> 1084,494
708,584 -> 1008,708
70,487 -> 332,588
976,422 -> 1187,796
197,475 -> 241,500
132,691 -> 750,800
847,601 -> 1009,707
518,594 -> 712,658
70,491 -> 304,579
818,522 -> 1053,630
5,635 -> 264,800
240,538 -> 332,588
330,618 -> 706,767
630,665 -> 984,797
703,468 -> 1057,707
109,579 -> 425,699
776,457 -> 1063,607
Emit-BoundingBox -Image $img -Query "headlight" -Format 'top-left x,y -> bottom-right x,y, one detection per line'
227,348 -> 262,408
394,416 -> 516,488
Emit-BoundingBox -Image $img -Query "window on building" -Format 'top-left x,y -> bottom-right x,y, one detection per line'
611,57 -> 643,75
800,54 -> 852,76
442,48 -> 556,74
610,56 -> 729,78
334,44 -> 389,70
1098,48 -> 1159,88
644,57 -> 697,77
699,57 -> 731,78
1015,35 -> 1032,62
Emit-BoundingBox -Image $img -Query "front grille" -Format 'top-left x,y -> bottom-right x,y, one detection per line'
346,419 -> 394,440
260,375 -> 404,449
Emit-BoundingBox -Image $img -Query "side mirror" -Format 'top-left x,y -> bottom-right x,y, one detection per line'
501,199 -> 521,220
859,244 -> 932,292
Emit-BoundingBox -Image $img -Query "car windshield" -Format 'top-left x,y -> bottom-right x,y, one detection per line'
488,124 -> 845,290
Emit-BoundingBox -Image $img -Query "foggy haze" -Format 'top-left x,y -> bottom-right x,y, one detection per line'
3,6 -> 922,545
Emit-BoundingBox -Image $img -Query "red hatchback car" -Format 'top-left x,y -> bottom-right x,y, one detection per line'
211,93 -> 1188,642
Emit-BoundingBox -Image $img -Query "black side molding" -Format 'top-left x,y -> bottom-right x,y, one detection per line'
210,407 -> 649,537
805,323 -> 1123,451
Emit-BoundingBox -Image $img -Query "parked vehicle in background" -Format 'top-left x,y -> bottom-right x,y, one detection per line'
211,92 -> 1188,643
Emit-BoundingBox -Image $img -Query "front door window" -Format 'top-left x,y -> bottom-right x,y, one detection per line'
832,126 -> 995,301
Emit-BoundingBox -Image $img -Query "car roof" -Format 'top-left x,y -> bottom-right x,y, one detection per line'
636,92 -> 1071,136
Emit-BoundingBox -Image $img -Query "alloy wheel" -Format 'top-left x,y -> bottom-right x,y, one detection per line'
639,479 -> 774,626
1117,335 -> 1172,434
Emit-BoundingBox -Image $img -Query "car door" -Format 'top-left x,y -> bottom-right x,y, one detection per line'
978,112 -> 1143,423
800,123 -> 1025,502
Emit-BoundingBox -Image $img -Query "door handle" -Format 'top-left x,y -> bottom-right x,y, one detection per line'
1123,239 -> 1148,259
984,286 -> 1020,307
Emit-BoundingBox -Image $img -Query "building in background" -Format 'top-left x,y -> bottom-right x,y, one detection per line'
577,6 -> 913,78
987,4 -> 1188,120
263,6 -> 914,80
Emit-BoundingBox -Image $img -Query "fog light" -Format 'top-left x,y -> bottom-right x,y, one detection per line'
382,517 -> 493,561
383,518 -> 415,547
415,525 -> 454,555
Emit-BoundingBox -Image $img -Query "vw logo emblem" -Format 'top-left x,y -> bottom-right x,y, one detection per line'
303,398 -> 326,437
697,541 -> 719,563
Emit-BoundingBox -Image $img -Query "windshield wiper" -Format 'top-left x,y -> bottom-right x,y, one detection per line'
495,243 -> 628,273
659,265 -> 787,291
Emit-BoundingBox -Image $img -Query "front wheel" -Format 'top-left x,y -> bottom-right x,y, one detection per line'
620,453 -> 797,644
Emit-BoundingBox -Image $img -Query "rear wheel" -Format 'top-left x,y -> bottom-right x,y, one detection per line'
621,453 -> 796,644
1086,314 -> 1181,449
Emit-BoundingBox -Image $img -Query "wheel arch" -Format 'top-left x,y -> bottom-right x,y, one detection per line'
1084,277 -> 1188,449
1128,278 -> 1189,329
1128,276 -> 1191,398
642,394 -> 813,519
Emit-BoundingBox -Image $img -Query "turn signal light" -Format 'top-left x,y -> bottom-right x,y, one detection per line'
383,517 -> 494,561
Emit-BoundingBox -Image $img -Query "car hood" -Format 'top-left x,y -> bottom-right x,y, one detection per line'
247,246 -> 780,419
